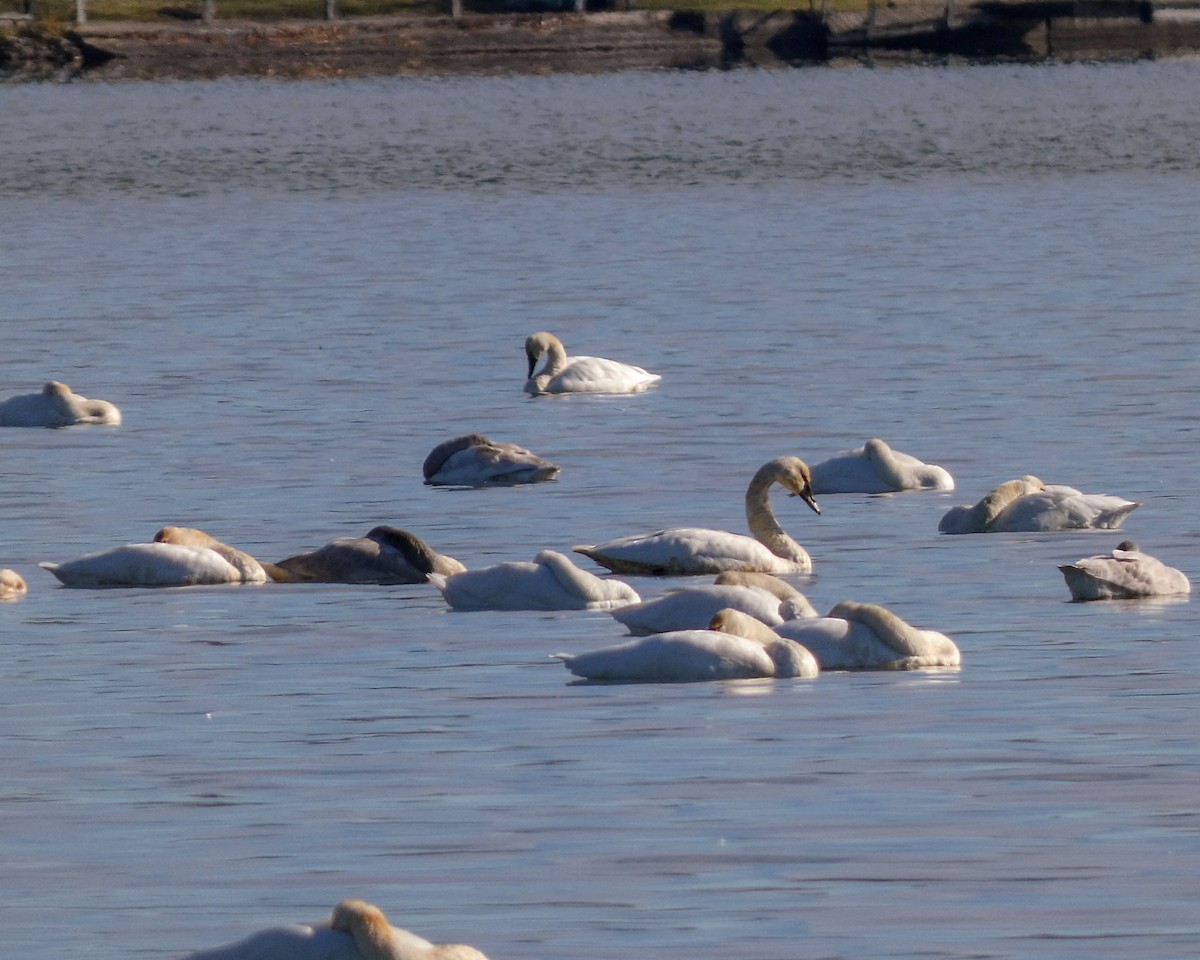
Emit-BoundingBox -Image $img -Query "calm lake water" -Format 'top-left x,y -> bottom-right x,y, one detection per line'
2,61 -> 1200,959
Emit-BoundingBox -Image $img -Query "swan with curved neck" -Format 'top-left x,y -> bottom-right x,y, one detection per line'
574,456 -> 820,575
0,380 -> 121,427
613,571 -> 817,635
809,437 -> 955,494
523,331 -> 660,395
1059,540 -> 1191,601
153,526 -> 281,582
939,475 -> 1139,534
774,600 -> 960,670
0,568 -> 28,600
423,433 -> 560,486
273,525 -> 466,584
431,549 -> 640,611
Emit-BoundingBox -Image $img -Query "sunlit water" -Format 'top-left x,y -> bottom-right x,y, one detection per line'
1,62 -> 1199,959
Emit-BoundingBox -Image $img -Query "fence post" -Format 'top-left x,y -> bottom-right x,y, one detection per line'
326,0 -> 337,18
202,0 -> 215,23
75,0 -> 87,23
451,0 -> 463,17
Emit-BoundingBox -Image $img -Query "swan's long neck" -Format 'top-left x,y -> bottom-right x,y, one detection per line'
744,466 -> 807,562
829,600 -> 925,657
527,333 -> 569,383
331,900 -> 436,960
863,438 -> 907,489
974,475 -> 1044,531
537,549 -> 597,598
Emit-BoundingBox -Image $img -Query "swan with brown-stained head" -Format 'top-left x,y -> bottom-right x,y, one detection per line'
524,331 -> 660,395
0,568 -> 28,600
938,475 -> 1139,534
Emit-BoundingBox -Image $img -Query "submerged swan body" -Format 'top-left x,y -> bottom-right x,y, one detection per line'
183,898 -> 489,960
555,608 -> 819,682
524,331 -> 660,395
574,456 -> 820,575
809,438 -> 954,494
1058,540 -> 1191,601
274,525 -> 465,584
423,434 -> 560,486
612,571 -> 817,635
431,549 -> 640,611
774,600 -> 960,670
0,380 -> 121,427
938,475 -> 1140,534
0,568 -> 28,600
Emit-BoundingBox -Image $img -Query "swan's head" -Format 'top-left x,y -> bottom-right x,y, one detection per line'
777,456 -> 820,516
154,526 -> 219,548
423,433 -> 493,480
1115,539 -> 1139,552
330,899 -> 395,960
365,526 -> 441,575
0,568 -> 28,600
43,380 -> 72,397
524,331 -> 560,378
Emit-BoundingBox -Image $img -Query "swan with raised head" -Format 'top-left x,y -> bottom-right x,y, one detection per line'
431,549 -> 640,611
274,525 -> 465,584
0,568 -> 28,600
554,607 -> 820,682
0,380 -> 121,427
774,600 -> 960,670
423,433 -> 560,486
524,331 -> 660,395
938,475 -> 1140,534
1058,540 -> 1191,601
39,527 -> 272,587
574,456 -> 820,575
612,570 -> 817,635
809,437 -> 954,494
181,897 -> 489,960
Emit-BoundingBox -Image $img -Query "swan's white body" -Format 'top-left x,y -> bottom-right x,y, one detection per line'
0,568 -> 28,600
575,456 -> 820,576
555,608 -> 819,682
775,600 -> 960,670
183,899 -> 488,960
1058,540 -> 1191,601
275,526 -> 465,584
612,572 -> 817,635
809,438 -> 954,494
423,434 -> 560,486
0,380 -> 121,427
40,543 -> 260,588
939,476 -> 1140,534
431,550 -> 640,611
524,331 -> 660,395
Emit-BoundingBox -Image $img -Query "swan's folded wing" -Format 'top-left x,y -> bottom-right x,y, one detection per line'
181,924 -> 361,960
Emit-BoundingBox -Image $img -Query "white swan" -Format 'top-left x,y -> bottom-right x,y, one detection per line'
809,438 -> 954,494
39,527 -> 272,587
0,568 -> 28,600
1058,540 -> 1191,601
182,898 -> 489,960
431,549 -> 640,611
774,600 -> 960,670
554,607 -> 819,682
0,380 -> 121,427
423,433 -> 560,486
612,570 -> 817,635
274,525 -> 465,584
574,456 -> 820,575
524,331 -> 660,395
938,475 -> 1140,534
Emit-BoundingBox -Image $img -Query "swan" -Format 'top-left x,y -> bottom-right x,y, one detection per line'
0,380 -> 121,427
938,475 -> 1140,534
612,570 -> 817,635
809,438 -> 954,494
574,456 -> 820,575
423,434 -> 560,486
182,898 -> 489,960
153,526 -> 283,582
0,568 -> 28,600
1058,540 -> 1191,601
554,607 -> 819,682
774,600 -> 960,670
274,526 -> 465,584
430,549 -> 641,611
524,331 -> 661,395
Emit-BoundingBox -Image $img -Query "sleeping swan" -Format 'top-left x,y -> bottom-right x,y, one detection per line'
0,380 -> 121,427
423,434 -> 560,486
574,456 -> 821,575
554,607 -> 819,682
774,600 -> 960,670
431,549 -> 640,611
524,331 -> 661,395
0,568 -> 28,600
182,897 -> 489,960
938,475 -> 1140,534
809,438 -> 954,494
274,525 -> 465,584
39,527 -> 272,587
1058,540 -> 1191,601
612,570 -> 818,635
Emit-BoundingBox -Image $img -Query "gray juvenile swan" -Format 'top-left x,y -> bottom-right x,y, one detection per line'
938,475 -> 1140,534
1058,540 -> 1191,601
181,897 -> 489,960
431,549 -> 640,611
423,433 -> 560,486
809,437 -> 954,494
273,525 -> 465,584
0,380 -> 121,427
524,331 -> 661,395
574,456 -> 821,575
